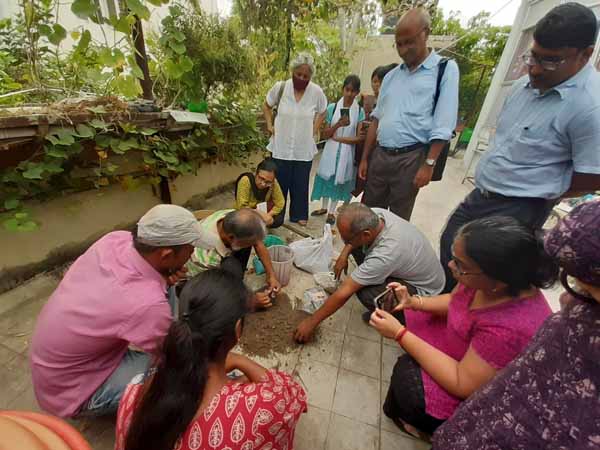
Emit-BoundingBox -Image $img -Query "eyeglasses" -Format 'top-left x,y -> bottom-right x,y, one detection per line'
256,174 -> 274,187
451,256 -> 483,277
521,52 -> 567,71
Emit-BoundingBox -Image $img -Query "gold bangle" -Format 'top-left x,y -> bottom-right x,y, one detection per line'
414,295 -> 424,310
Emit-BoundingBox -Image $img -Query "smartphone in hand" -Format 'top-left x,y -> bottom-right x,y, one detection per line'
340,108 -> 350,118
373,287 -> 399,312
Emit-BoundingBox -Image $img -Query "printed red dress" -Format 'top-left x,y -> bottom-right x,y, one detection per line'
115,370 -> 307,450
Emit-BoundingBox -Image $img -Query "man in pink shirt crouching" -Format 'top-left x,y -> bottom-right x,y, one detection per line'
30,204 -> 202,418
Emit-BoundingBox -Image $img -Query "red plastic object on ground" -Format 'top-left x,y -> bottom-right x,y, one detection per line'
0,410 -> 92,450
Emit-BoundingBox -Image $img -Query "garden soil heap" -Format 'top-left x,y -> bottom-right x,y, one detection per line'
239,293 -> 309,357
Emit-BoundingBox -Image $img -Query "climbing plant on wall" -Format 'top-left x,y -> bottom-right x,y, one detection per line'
0,1 -> 268,231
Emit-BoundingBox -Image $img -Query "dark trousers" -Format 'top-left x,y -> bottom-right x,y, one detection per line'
268,210 -> 285,229
221,247 -> 252,280
384,354 -> 446,435
363,146 -> 426,221
273,158 -> 312,222
352,248 -> 416,319
440,189 -> 556,293
352,142 -> 367,197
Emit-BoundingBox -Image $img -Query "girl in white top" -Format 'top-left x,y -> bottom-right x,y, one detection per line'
311,75 -> 365,225
263,53 -> 327,226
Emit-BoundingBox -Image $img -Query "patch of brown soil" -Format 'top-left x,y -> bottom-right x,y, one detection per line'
239,293 -> 309,358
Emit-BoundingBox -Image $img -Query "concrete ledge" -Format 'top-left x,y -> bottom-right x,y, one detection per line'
0,154 -> 261,294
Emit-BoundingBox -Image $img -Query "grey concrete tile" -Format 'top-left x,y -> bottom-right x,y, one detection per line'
0,274 -> 57,317
381,429 -> 431,450
6,382 -> 41,412
71,416 -> 116,450
332,369 -> 380,427
295,359 -> 339,410
325,413 -> 379,450
0,296 -> 47,354
300,330 -> 344,367
92,426 -> 116,450
384,336 -> 398,347
0,343 -> 20,364
411,157 -> 471,251
0,354 -> 31,408
346,306 -> 381,343
294,406 -> 331,450
349,296 -> 361,313
340,334 -> 381,379
319,303 -> 351,334
338,296 -> 355,315
382,344 -> 405,382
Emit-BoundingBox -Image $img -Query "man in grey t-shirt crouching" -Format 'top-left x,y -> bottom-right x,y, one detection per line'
294,203 -> 445,343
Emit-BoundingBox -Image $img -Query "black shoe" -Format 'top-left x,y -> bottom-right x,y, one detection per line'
362,310 -> 372,323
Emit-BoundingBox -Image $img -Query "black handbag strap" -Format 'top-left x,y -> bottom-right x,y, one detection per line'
273,81 -> 286,112
433,58 -> 450,114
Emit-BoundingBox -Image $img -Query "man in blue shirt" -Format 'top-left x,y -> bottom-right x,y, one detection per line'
359,8 -> 460,221
440,3 -> 600,293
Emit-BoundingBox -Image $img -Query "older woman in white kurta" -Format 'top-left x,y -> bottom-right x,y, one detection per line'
262,53 -> 327,226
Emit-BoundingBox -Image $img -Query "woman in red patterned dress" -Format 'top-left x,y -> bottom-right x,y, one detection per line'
115,269 -> 307,450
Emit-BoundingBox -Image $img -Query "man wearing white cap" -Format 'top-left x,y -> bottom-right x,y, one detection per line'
30,204 -> 201,418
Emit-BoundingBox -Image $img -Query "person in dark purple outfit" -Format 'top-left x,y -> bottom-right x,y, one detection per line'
432,200 -> 600,450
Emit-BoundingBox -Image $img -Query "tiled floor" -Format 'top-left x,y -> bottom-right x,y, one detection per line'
244,286 -> 430,450
0,157 -> 562,449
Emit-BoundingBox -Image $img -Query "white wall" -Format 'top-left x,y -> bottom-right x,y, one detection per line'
463,0 -> 600,177
350,35 -> 456,95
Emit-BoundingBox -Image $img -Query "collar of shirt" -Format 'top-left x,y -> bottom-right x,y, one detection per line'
399,50 -> 441,73
127,237 -> 168,291
206,218 -> 231,257
525,63 -> 593,99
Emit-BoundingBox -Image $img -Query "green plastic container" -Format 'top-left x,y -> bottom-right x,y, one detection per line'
253,234 -> 286,274
187,100 -> 208,113
458,127 -> 473,144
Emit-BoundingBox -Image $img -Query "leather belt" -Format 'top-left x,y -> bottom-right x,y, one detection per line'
478,188 -> 506,199
379,143 -> 426,154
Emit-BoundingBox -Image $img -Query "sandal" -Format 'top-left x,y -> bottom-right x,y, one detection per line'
392,418 -> 432,443
326,214 -> 336,225
311,209 -> 327,216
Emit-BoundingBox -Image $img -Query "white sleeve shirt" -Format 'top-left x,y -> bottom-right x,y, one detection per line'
267,79 -> 327,161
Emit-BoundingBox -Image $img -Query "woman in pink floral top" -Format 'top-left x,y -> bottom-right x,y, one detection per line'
115,269 -> 307,450
369,217 -> 558,438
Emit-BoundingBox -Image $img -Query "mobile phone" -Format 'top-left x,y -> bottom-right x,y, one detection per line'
373,287 -> 399,312
340,108 -> 350,118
